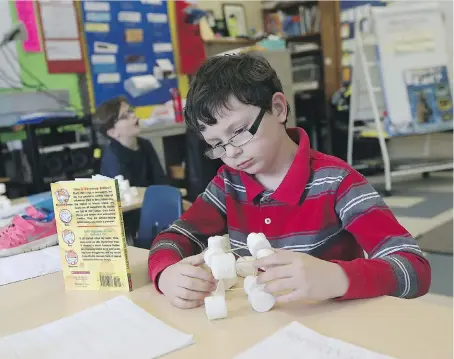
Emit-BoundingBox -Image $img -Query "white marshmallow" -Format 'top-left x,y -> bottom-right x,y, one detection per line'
119,179 -> 130,191
247,232 -> 272,257
248,290 -> 275,313
244,275 -> 260,295
256,248 -> 274,259
129,186 -> 139,197
203,247 -> 224,268
236,256 -> 256,277
204,295 -> 228,320
123,192 -> 132,204
208,235 -> 230,252
211,252 -> 236,280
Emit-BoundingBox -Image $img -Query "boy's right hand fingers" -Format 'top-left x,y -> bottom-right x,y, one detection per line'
176,287 -> 210,301
171,297 -> 203,309
181,252 -> 205,266
181,264 -> 216,284
180,275 -> 216,293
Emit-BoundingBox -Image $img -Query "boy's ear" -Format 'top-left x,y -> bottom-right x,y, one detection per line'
271,92 -> 287,124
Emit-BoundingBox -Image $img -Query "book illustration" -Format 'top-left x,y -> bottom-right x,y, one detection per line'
435,83 -> 453,121
51,179 -> 131,292
62,230 -> 75,246
415,90 -> 433,124
55,189 -> 70,204
65,250 -> 79,266
59,209 -> 73,224
404,66 -> 453,133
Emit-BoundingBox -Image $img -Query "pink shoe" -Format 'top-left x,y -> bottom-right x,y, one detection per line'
25,206 -> 47,220
0,215 -> 57,257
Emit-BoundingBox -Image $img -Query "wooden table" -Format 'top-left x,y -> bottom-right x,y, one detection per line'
10,187 -> 192,214
121,187 -> 192,213
0,247 -> 452,359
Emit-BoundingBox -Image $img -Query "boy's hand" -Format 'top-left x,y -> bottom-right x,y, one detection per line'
158,253 -> 217,309
255,250 -> 349,303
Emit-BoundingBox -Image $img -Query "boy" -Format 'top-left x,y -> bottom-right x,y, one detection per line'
148,53 -> 431,309
94,96 -> 167,187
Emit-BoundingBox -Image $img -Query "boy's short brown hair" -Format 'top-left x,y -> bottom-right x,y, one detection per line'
94,96 -> 129,136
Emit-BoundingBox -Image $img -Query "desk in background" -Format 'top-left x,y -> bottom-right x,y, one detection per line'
9,187 -> 191,215
0,246 -> 451,359
122,187 -> 192,213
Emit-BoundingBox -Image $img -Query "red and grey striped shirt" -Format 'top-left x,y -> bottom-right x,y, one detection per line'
148,128 -> 431,299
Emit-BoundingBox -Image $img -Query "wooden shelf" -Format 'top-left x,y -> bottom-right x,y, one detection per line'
262,1 -> 318,12
203,38 -> 256,45
285,33 -> 320,42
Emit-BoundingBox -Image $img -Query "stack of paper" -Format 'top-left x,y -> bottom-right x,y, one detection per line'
234,321 -> 396,359
0,296 -> 194,359
0,246 -> 61,286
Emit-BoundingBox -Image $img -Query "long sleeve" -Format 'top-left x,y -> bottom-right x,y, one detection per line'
332,170 -> 431,300
148,171 -> 228,287
99,146 -> 120,178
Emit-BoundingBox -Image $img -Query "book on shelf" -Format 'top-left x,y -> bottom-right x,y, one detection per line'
264,4 -> 320,37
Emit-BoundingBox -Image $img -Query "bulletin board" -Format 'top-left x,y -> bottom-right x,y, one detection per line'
80,0 -> 178,108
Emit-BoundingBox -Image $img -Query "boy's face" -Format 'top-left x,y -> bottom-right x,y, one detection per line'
107,102 -> 141,140
200,93 -> 288,175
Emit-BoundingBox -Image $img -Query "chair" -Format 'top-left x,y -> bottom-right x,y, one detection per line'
135,185 -> 183,249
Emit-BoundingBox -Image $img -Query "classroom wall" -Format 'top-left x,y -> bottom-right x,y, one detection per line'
197,1 -> 264,33
0,2 -> 83,112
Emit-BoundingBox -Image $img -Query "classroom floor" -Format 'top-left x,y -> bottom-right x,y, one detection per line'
366,171 -> 453,298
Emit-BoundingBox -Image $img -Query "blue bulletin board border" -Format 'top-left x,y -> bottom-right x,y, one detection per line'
80,0 -> 178,108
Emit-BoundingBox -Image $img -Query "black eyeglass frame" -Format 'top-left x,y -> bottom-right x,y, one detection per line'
204,107 -> 267,160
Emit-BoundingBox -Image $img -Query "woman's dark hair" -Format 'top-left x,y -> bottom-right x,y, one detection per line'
184,53 -> 289,132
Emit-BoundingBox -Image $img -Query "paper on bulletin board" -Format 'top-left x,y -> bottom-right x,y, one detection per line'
0,1 -> 21,88
15,0 -> 41,52
45,40 -> 82,61
37,0 -> 85,73
125,29 -> 144,43
39,2 -> 79,39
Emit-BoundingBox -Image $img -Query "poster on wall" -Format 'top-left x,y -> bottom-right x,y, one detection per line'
38,0 -> 85,73
80,0 -> 178,108
373,3 -> 453,136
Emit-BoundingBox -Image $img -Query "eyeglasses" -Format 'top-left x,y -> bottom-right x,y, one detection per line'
204,108 -> 266,160
118,106 -> 135,121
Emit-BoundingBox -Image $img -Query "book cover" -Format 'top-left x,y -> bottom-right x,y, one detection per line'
50,179 -> 132,291
403,66 -> 453,134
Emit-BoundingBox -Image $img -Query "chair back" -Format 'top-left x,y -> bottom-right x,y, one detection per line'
136,185 -> 182,249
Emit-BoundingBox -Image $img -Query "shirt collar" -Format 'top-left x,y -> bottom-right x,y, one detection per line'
240,128 -> 311,205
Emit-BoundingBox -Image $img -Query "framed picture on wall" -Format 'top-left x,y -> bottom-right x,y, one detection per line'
222,4 -> 248,37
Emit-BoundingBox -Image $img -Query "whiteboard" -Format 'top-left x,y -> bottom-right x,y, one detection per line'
373,3 -> 453,135
0,1 -> 21,89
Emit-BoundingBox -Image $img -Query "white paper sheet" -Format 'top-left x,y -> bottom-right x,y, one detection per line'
0,1 -> 21,88
234,321 -> 396,359
0,246 -> 61,286
153,43 -> 173,53
0,296 -> 194,359
39,2 -> 79,39
45,40 -> 82,61
156,59 -> 174,72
